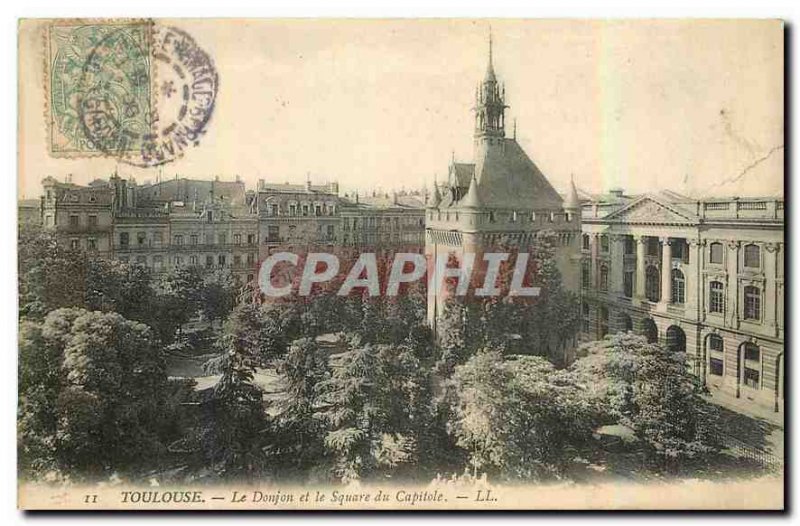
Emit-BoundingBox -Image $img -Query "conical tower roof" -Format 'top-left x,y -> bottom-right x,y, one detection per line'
461,175 -> 481,209
564,175 -> 581,209
431,182 -> 442,207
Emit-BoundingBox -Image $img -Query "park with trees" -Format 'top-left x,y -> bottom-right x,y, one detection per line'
18,228 -> 758,486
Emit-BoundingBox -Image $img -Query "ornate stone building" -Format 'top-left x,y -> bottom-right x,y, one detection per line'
41,176 -> 115,254
580,189 -> 785,415
38,174 -> 424,283
340,192 -> 426,248
256,178 -> 341,261
425,37 -> 582,325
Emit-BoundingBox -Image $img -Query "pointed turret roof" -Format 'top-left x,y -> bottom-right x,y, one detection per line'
431,181 -> 442,207
564,175 -> 581,209
461,175 -> 481,209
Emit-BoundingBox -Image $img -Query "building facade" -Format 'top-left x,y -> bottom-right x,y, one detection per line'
37,173 -> 425,283
424,37 -> 582,327
256,179 -> 341,262
41,176 -> 115,254
340,192 -> 426,248
580,189 -> 785,415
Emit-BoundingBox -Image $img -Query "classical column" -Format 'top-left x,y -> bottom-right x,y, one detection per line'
727,240 -> 741,327
609,234 -> 624,296
764,242 -> 779,335
590,233 -> 599,290
687,239 -> 702,320
635,235 -> 646,299
661,237 -> 672,303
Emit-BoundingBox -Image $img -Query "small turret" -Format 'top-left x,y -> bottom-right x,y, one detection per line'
564,175 -> 581,210
461,175 -> 481,209
431,182 -> 442,207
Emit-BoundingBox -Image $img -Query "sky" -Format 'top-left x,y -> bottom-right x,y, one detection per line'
19,19 -> 784,199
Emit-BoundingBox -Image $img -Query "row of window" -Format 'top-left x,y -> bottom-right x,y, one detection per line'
579,308 -> 767,390
119,253 -> 257,268
429,210 -> 573,224
582,262 -> 763,321
343,216 -> 423,230
263,202 -> 336,217
582,236 -> 764,270
707,336 -> 762,389
119,232 -> 258,247
68,214 -> 100,228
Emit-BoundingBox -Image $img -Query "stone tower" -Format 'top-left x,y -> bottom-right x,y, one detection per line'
425,33 -> 582,326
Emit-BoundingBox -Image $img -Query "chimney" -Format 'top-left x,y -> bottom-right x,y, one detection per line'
306,173 -> 312,192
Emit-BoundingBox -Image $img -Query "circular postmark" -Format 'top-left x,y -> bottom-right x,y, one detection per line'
77,23 -> 218,167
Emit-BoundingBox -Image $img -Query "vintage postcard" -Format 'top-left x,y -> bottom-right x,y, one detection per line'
17,19 -> 784,510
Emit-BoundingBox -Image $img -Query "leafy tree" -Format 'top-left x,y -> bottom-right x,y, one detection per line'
318,342 -> 381,482
196,315 -> 270,480
18,230 -> 88,318
220,302 -> 287,367
435,232 -> 581,370
448,350 -> 599,481
158,266 -> 205,335
18,308 -> 177,479
272,337 -> 331,477
573,333 -> 722,471
201,269 -> 237,326
85,259 -> 155,323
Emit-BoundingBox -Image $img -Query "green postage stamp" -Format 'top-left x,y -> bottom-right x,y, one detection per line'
46,20 -> 154,157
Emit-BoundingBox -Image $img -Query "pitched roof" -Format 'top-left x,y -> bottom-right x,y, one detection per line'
341,194 -> 425,210
449,163 -> 475,189
601,194 -> 700,225
259,182 -> 337,195
470,138 -> 564,209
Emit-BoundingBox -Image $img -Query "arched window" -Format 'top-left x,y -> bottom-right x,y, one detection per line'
743,343 -> 761,388
581,261 -> 591,289
743,244 -> 761,269
708,334 -> 724,376
709,281 -> 724,313
582,234 -> 590,250
599,265 -> 609,291
709,242 -> 723,264
743,285 -> 761,320
645,265 -> 660,302
599,306 -> 609,338
671,269 -> 685,304
642,318 -> 658,343
623,270 -> 634,298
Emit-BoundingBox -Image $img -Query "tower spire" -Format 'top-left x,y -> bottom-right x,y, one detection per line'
474,29 -> 506,140
484,26 -> 496,82
488,26 -> 493,69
